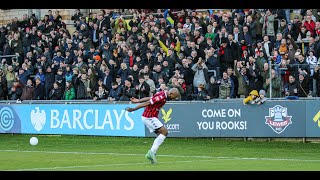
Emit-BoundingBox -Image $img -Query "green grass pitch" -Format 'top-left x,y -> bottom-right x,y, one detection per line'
0,134 -> 319,171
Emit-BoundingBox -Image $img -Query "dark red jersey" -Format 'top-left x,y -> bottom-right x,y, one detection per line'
142,91 -> 167,118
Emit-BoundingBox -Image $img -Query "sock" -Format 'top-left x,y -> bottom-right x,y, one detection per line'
150,134 -> 166,154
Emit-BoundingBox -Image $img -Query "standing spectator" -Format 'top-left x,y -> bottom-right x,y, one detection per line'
63,80 -> 76,100
22,27 -> 32,57
71,9 -> 83,24
34,66 -> 45,85
206,76 -> 220,99
45,66 -> 55,99
33,76 -> 45,100
10,33 -> 23,61
119,78 -> 137,101
18,78 -> 34,100
17,67 -> 31,86
136,75 -> 150,99
117,63 -> 131,85
205,48 -> 220,77
0,68 -> 8,100
263,69 -> 282,98
219,71 -> 235,99
93,85 -> 108,100
235,62 -> 249,98
313,65 -> 320,97
143,72 -> 156,96
191,58 -> 209,94
3,65 -> 15,92
227,67 -> 238,98
108,82 -> 122,101
303,15 -> 316,37
297,72 -> 310,97
48,82 -> 63,100
8,79 -> 22,100
75,71 -> 93,99
55,68 -> 66,92
284,75 -> 298,97
259,9 -> 275,43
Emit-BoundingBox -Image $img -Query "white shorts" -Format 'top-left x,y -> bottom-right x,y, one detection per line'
142,116 -> 164,133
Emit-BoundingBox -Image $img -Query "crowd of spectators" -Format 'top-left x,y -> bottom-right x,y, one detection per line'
0,8 -> 320,102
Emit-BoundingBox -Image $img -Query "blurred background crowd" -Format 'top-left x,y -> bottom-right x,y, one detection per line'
0,8 -> 319,101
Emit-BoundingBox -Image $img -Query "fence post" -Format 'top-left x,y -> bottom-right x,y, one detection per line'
269,61 -> 272,98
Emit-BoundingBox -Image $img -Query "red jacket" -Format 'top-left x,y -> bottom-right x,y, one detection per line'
304,20 -> 316,37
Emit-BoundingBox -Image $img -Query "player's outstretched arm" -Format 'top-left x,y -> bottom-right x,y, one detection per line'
130,97 -> 151,103
126,100 -> 151,112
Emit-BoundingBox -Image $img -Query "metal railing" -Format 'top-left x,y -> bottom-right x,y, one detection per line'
1,97 -> 319,104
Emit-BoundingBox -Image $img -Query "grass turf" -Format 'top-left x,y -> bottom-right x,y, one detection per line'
0,134 -> 319,171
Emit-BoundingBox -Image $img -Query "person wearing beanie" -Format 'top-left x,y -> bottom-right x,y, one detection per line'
254,89 -> 268,105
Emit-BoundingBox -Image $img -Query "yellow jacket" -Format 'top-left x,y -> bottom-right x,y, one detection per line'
158,39 -> 181,57
243,96 -> 254,104
243,90 -> 259,104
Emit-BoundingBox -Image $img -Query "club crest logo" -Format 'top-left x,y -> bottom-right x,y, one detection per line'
30,107 -> 46,132
265,105 -> 292,134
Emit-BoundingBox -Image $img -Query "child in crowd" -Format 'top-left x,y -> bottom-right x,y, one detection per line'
254,89 -> 267,105
243,90 -> 259,105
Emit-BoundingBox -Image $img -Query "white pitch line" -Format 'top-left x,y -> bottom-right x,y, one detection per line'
9,159 -> 216,171
1,149 -> 320,163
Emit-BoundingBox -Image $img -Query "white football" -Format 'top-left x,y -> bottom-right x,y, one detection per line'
30,137 -> 38,146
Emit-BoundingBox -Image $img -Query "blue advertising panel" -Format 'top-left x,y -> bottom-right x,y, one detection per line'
0,105 -> 21,133
306,101 -> 320,137
145,101 -> 306,137
0,104 -> 145,137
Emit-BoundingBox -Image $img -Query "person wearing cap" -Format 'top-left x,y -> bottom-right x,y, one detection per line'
94,55 -> 101,61
297,71 -> 310,97
82,34 -> 94,51
115,75 -> 122,86
52,49 -> 65,64
108,82 -> 121,101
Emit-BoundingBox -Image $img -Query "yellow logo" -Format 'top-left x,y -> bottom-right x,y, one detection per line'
313,111 -> 320,127
161,108 -> 172,123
